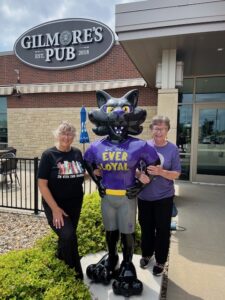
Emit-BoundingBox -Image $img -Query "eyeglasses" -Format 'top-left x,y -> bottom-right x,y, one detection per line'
60,133 -> 75,137
152,127 -> 168,132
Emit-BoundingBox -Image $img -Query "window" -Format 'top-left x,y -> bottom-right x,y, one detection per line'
196,77 -> 225,102
177,105 -> 192,180
177,78 -> 193,180
0,97 -> 7,148
178,78 -> 194,104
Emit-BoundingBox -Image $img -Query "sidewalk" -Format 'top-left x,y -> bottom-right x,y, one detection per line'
167,181 -> 225,300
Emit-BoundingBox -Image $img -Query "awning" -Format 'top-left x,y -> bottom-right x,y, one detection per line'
0,78 -> 146,96
0,86 -> 13,95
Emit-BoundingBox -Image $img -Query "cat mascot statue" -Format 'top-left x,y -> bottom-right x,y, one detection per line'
84,89 -> 159,297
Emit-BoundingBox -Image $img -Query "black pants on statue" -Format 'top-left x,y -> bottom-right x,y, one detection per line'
43,199 -> 83,277
138,197 -> 173,265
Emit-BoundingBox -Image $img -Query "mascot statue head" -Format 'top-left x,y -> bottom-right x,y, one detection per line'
89,89 -> 146,141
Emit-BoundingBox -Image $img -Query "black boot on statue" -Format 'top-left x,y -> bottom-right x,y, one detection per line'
112,233 -> 143,297
86,230 -> 119,285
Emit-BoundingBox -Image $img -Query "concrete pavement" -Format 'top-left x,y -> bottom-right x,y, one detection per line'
167,182 -> 225,300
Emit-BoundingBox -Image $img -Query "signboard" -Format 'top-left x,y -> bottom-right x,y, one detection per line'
14,18 -> 115,70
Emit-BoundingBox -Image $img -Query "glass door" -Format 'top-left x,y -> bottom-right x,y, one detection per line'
192,104 -> 225,183
0,97 -> 7,149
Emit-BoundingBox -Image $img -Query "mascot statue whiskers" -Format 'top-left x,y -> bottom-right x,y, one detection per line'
84,89 -> 159,297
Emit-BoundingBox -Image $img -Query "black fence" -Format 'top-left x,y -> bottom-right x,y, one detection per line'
0,157 -> 96,214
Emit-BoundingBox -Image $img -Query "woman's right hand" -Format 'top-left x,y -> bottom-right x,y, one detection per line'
38,179 -> 68,229
52,206 -> 68,229
138,172 -> 151,184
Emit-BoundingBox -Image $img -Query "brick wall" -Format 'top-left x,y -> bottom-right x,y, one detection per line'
0,44 -> 145,86
7,86 -> 157,108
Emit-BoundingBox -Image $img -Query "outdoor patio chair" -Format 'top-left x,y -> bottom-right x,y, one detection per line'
0,152 -> 20,188
0,147 -> 17,158
5,147 -> 17,155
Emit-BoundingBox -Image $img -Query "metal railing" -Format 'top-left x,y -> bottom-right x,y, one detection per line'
0,157 -> 97,214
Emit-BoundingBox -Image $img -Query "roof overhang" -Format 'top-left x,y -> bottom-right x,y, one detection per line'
115,0 -> 225,87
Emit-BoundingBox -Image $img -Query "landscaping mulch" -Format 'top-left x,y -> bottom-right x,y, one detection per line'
0,211 -> 49,254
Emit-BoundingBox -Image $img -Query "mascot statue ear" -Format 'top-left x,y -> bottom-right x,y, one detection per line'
96,90 -> 111,108
123,89 -> 139,107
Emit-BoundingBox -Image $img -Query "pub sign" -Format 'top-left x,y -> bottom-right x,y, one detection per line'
14,18 -> 115,70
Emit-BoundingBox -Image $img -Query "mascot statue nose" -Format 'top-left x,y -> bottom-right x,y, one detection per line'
113,108 -> 124,117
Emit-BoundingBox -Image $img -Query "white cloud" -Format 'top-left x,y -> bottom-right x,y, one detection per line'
0,0 -> 141,52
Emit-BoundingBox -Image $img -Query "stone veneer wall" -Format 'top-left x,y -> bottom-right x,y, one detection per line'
8,106 -> 157,158
157,89 -> 178,144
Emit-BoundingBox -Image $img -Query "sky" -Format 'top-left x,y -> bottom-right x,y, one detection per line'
0,0 -> 141,52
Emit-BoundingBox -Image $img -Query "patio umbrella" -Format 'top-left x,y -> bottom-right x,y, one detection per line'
79,106 -> 90,191
79,106 -> 90,151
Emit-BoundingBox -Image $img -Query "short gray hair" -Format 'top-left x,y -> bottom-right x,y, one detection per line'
53,121 -> 76,138
150,115 -> 170,130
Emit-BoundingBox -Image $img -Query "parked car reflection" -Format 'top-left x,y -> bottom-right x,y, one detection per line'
202,136 -> 225,144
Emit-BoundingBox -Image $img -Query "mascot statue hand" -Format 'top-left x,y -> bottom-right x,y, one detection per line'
98,181 -> 106,197
126,179 -> 144,199
84,89 -> 159,297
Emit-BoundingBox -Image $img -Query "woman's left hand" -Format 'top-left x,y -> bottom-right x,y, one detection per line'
147,165 -> 163,176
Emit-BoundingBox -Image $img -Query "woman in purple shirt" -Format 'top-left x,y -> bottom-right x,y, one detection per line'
138,116 -> 181,276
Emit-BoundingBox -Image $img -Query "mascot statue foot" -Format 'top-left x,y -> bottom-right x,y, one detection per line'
86,253 -> 119,285
112,261 -> 143,297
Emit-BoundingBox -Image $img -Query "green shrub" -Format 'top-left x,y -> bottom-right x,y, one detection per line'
77,192 -> 106,256
0,191 -> 141,299
0,247 -> 90,300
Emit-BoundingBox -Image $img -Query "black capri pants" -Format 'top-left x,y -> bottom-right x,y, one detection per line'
42,198 -> 83,275
138,196 -> 173,264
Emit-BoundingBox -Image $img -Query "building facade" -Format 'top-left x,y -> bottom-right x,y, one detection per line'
115,0 -> 225,184
0,43 -> 157,158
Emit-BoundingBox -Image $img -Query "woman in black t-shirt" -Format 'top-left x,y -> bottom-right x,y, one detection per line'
38,121 -> 85,280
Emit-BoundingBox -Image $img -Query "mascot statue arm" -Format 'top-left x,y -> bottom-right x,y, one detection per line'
126,178 -> 145,199
83,160 -> 106,197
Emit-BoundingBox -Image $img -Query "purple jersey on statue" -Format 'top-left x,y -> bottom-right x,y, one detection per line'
84,136 -> 158,193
